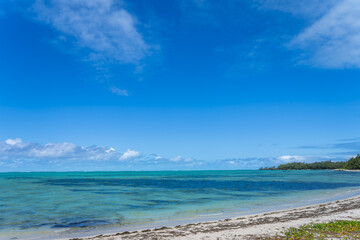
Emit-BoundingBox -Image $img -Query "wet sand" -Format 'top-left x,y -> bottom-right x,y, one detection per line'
334,169 -> 360,172
68,195 -> 360,240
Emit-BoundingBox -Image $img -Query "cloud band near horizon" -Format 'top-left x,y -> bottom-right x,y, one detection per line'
0,138 -> 353,172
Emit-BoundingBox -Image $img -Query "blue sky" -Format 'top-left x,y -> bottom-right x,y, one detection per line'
1,0 -> 360,171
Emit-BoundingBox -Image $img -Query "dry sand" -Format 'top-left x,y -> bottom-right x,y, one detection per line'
69,195 -> 360,240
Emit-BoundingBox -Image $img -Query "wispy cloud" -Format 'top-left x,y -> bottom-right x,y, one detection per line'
33,0 -> 151,64
339,137 -> 360,142
333,141 -> 360,151
110,87 -> 129,96
300,138 -> 360,151
184,0 -> 354,70
255,0 -> 339,18
290,0 -> 360,68
298,138 -> 360,161
170,156 -> 183,162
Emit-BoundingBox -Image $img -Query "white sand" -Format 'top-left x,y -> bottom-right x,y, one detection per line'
70,195 -> 360,240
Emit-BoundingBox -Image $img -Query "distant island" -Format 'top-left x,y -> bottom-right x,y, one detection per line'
260,154 -> 360,170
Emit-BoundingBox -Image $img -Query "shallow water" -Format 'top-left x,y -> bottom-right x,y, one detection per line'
1,170 -> 360,239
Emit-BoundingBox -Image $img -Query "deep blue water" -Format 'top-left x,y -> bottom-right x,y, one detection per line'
1,170 -> 360,239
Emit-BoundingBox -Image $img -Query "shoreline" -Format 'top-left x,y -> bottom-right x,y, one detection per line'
334,169 -> 360,172
68,194 -> 360,240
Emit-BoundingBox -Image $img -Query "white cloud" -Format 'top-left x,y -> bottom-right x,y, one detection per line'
0,138 -> 118,160
106,147 -> 115,153
120,149 -> 141,160
33,0 -> 150,64
277,155 -> 306,162
290,0 -> 360,68
0,139 -> 207,171
111,87 -> 129,96
5,138 -> 23,146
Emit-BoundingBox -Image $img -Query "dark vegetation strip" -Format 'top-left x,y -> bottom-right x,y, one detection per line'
260,154 -> 360,170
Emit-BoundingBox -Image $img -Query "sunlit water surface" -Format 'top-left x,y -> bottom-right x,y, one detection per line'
1,170 -> 360,239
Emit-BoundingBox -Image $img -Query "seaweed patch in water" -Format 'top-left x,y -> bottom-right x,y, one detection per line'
52,219 -> 118,228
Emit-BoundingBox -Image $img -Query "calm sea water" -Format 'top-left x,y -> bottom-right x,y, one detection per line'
1,170 -> 360,239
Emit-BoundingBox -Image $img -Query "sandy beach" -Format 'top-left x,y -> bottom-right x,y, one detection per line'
334,169 -> 360,172
68,195 -> 360,240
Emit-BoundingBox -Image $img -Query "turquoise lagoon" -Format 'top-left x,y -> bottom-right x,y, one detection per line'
1,170 -> 360,239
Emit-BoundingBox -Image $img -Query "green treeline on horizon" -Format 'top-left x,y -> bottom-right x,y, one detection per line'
260,154 -> 360,170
